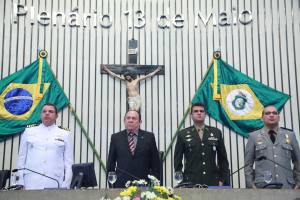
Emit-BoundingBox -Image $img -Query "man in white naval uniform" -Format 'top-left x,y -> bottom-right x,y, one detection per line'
17,103 -> 73,190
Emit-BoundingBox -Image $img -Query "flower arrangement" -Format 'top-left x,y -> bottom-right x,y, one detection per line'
114,175 -> 181,200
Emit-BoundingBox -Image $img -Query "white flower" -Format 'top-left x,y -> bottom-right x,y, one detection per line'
131,179 -> 147,186
116,175 -> 181,200
147,175 -> 156,180
125,181 -> 131,188
137,179 -> 148,185
147,175 -> 160,186
141,191 -> 157,199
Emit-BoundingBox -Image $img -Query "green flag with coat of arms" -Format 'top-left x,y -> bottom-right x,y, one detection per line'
192,52 -> 290,137
0,51 -> 70,140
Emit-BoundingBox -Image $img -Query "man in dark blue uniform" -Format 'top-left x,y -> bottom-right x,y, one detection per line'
174,103 -> 229,186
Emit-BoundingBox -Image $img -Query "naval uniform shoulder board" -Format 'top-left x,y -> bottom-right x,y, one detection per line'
280,127 -> 293,132
26,124 -> 38,128
58,126 -> 70,132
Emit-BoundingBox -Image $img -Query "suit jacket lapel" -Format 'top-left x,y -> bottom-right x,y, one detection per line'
134,130 -> 145,156
121,130 -> 132,156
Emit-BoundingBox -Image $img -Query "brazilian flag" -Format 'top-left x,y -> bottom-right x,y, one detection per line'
192,52 -> 290,137
0,51 -> 69,140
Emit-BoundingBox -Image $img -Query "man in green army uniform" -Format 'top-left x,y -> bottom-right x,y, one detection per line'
174,103 -> 230,186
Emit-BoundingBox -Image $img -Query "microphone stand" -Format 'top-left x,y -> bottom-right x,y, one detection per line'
254,156 -> 292,189
257,156 -> 293,172
115,167 -> 140,180
230,165 -> 247,176
13,168 -> 60,189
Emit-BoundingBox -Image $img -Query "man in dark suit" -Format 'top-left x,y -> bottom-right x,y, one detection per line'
174,103 -> 229,186
106,110 -> 160,188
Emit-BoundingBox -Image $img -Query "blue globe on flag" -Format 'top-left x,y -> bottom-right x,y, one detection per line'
4,88 -> 33,115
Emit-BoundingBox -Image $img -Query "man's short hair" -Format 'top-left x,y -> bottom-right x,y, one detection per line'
42,103 -> 58,114
123,71 -> 137,79
262,105 -> 278,116
124,110 -> 141,121
190,103 -> 206,113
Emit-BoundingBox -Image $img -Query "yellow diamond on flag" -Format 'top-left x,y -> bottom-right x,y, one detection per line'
220,84 -> 264,120
0,83 -> 50,120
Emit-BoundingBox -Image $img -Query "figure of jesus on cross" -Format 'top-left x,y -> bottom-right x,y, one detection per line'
102,65 -> 162,111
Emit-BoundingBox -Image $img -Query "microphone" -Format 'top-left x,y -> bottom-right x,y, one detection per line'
228,162 -> 252,187
115,167 -> 140,180
13,168 -> 60,189
256,156 -> 293,172
255,156 -> 287,189
229,155 -> 273,177
230,165 -> 247,177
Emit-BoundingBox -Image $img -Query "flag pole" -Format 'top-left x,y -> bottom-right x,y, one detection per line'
69,105 -> 107,171
162,52 -> 220,161
162,106 -> 190,161
38,50 -> 107,172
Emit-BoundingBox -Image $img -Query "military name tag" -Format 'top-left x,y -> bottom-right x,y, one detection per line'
208,136 -> 218,141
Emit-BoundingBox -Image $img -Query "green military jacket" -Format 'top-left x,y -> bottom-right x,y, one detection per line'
174,125 -> 229,186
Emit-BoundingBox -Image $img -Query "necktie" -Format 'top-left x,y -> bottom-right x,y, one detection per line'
128,133 -> 135,155
269,130 -> 276,144
197,129 -> 203,140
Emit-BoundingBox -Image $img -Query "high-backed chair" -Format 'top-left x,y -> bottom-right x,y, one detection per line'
0,170 -> 10,189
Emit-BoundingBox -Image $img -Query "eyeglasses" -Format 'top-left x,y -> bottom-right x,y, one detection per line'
264,111 -> 278,116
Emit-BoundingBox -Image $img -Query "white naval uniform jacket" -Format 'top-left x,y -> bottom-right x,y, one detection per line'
17,123 -> 73,190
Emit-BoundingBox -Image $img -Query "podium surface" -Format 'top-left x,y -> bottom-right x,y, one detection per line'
0,188 -> 299,200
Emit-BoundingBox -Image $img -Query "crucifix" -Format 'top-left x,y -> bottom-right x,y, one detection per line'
101,39 -> 165,111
